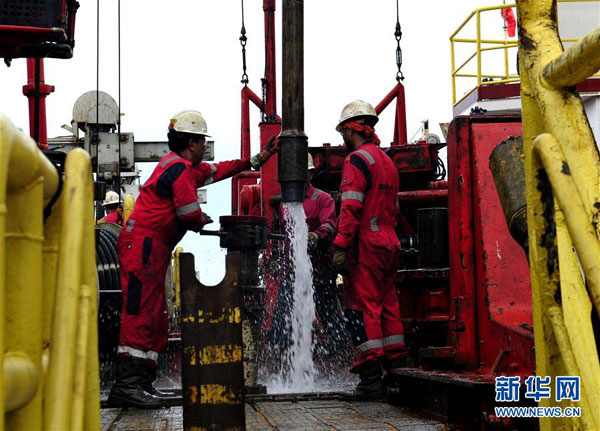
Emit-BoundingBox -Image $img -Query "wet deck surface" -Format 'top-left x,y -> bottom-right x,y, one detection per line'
102,399 -> 445,430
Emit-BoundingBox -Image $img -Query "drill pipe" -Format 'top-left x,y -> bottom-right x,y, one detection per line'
278,0 -> 307,202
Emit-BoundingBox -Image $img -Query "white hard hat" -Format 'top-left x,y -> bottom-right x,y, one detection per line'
103,191 -> 122,206
168,110 -> 211,137
308,153 -> 315,170
335,100 -> 378,131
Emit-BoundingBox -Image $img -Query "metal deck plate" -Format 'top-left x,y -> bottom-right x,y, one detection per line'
102,399 -> 445,430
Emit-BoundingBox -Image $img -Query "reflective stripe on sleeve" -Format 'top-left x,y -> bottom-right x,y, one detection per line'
311,189 -> 320,201
356,338 -> 383,353
370,217 -> 379,232
321,222 -> 335,233
356,150 -> 375,165
204,164 -> 218,185
117,345 -> 159,362
125,218 -> 135,232
382,335 -> 405,347
341,191 -> 365,202
160,154 -> 182,168
175,201 -> 201,216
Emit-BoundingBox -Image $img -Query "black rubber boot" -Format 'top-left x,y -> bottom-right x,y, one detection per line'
107,355 -> 165,409
141,362 -> 177,398
383,356 -> 408,389
342,361 -> 384,401
384,355 -> 408,372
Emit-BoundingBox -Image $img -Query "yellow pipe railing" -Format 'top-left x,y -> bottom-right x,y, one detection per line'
543,25 -> 600,88
44,148 -> 99,430
450,1 -> 600,106
1,114 -> 99,430
518,0 -> 600,429
0,113 -> 58,430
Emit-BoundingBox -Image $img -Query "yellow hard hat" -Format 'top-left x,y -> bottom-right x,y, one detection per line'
335,100 -> 378,131
308,153 -> 315,170
103,191 -> 122,206
168,110 -> 211,137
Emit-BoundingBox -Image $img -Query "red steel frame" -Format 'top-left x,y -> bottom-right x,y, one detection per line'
375,81 -> 408,146
447,115 -> 534,376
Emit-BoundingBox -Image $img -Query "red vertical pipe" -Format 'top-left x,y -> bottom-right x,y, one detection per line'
23,58 -> 54,150
263,0 -> 277,119
395,82 -> 408,146
241,86 -> 251,159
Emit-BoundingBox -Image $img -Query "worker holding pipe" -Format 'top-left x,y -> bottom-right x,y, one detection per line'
98,190 -> 124,226
333,100 -> 407,400
108,110 -> 276,408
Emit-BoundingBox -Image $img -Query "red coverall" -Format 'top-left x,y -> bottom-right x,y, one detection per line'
117,151 -> 250,363
102,209 -> 124,226
333,142 -> 406,372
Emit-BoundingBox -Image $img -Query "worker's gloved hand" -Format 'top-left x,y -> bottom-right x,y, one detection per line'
250,136 -> 277,170
333,247 -> 347,274
308,232 -> 319,250
202,212 -> 213,225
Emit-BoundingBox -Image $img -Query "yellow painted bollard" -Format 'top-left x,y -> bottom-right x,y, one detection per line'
180,252 -> 245,431
43,148 -> 99,431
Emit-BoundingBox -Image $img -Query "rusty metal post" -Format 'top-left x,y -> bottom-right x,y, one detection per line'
489,136 -> 528,253
180,252 -> 245,431
278,0 -> 307,202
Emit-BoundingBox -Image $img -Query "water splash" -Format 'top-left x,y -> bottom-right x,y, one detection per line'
271,202 -> 317,392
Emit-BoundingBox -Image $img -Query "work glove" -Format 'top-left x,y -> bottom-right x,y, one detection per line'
333,247 -> 347,274
308,232 -> 319,251
250,136 -> 277,170
202,212 -> 213,225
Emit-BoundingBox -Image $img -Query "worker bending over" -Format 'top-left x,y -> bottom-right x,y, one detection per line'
108,110 -> 276,408
333,100 -> 407,399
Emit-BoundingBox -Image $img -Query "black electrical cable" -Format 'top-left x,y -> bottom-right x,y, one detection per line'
117,0 -> 122,195
99,229 -> 120,274
43,159 -> 64,221
96,251 -> 106,290
95,232 -> 112,291
98,230 -> 119,291
96,0 -> 100,179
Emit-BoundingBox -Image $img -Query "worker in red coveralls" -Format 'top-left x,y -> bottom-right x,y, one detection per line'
108,110 -> 276,408
333,100 -> 407,400
99,191 -> 124,226
268,154 -> 347,361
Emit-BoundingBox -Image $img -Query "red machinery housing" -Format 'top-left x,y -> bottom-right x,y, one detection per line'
0,0 -> 79,61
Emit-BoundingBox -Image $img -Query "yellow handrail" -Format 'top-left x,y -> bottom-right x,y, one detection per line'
518,0 -> 600,429
450,1 -> 600,106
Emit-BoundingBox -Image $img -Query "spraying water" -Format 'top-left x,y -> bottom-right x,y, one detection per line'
269,202 -> 317,391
